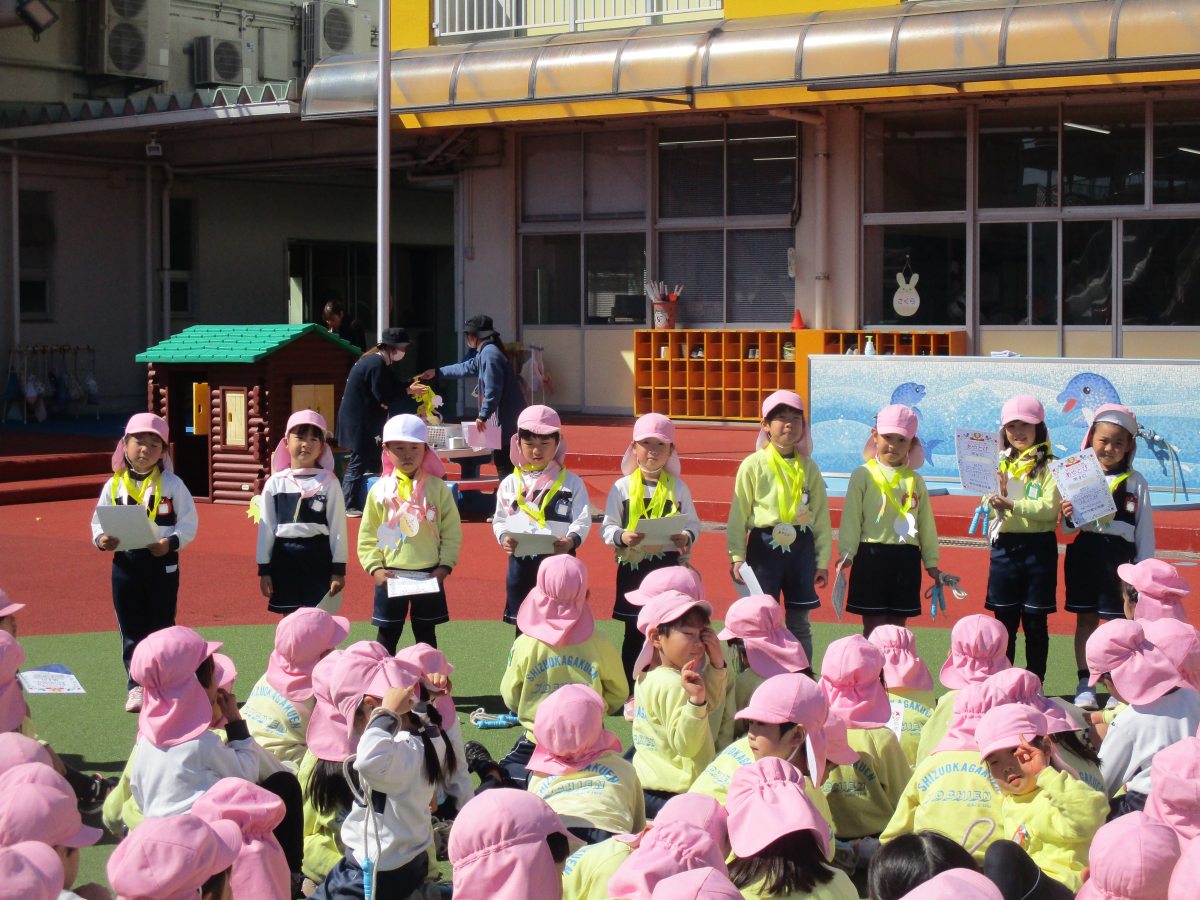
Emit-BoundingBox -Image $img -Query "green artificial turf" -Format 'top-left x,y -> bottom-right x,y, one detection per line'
21,620 -> 1083,889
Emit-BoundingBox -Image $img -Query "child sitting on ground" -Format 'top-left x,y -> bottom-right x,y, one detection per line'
193,777 -> 291,900
1077,811 -> 1180,900
1086,618 -> 1200,814
602,413 -> 702,686
818,636 -> 911,846
526,683 -> 644,845
493,405 -> 592,629
491,555 -> 626,789
107,815 -> 242,900
916,615 -> 1012,763
242,607 -> 349,771
727,390 -> 832,663
630,588 -> 727,818
976,703 -> 1107,897
714,593 -> 811,750
726,757 -> 858,899
1127,557 -> 1191,624
607,820 -> 730,899
868,624 -> 936,767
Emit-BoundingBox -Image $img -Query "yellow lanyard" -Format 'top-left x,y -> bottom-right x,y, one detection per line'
1107,472 -> 1131,495
1000,443 -> 1048,482
764,445 -> 806,524
515,466 -> 568,528
866,459 -> 913,522
625,468 -> 675,530
113,468 -> 163,522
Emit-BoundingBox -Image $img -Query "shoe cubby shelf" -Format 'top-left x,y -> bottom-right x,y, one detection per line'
633,329 -> 968,421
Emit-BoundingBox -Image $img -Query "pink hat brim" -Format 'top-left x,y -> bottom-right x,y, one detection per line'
515,590 -> 596,649
526,729 -> 622,777
741,633 -> 810,677
0,603 -> 24,618
862,432 -> 925,469
619,444 -> 681,478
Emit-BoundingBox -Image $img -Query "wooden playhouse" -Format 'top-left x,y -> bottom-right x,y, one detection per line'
135,324 -> 360,503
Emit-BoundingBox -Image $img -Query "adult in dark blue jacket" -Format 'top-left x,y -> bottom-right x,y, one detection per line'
335,327 -> 410,514
419,315 -> 526,477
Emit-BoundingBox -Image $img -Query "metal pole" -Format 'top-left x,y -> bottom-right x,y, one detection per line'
145,166 -> 154,347
376,0 -> 391,342
161,175 -> 172,341
8,151 -> 18,351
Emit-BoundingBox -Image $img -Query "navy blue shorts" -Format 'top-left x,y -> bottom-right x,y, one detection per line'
371,567 -> 449,629
1064,531 -> 1135,619
745,527 -> 819,611
985,531 -> 1059,615
845,542 -> 922,617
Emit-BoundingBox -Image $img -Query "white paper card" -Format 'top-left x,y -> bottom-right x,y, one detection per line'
96,505 -> 160,549
886,700 -> 905,739
465,416 -> 502,451
633,517 -> 687,549
831,556 -> 850,622
954,429 -> 1003,494
18,668 -> 85,694
739,563 -> 764,596
503,530 -> 560,558
386,573 -> 441,598
1050,449 -> 1118,526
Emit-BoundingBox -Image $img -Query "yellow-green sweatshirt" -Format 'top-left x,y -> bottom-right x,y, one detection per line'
632,665 -> 725,793
500,631 -> 628,738
838,463 -> 939,568
298,750 -> 349,884
561,836 -> 633,900
994,454 -> 1061,534
357,473 -> 462,573
914,691 -> 956,765
880,748 -> 1004,863
998,768 -> 1108,892
821,726 -> 912,839
887,688 -> 937,768
727,449 -> 832,568
715,659 -> 764,750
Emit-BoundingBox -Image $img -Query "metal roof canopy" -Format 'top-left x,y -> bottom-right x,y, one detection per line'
301,0 -> 1200,121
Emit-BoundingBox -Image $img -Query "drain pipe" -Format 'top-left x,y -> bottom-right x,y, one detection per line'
771,109 -> 829,329
7,149 -> 16,351
160,164 -> 173,341
145,166 -> 154,347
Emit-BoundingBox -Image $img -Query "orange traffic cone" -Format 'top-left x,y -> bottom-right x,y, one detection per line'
790,309 -> 806,329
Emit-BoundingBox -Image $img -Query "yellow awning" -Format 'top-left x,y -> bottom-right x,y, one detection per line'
301,0 -> 1200,124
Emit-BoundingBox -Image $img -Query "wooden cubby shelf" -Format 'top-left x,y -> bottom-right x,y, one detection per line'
633,328 -> 968,421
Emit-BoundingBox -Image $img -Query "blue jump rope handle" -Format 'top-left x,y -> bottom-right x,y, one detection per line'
362,857 -> 374,900
968,504 -> 983,535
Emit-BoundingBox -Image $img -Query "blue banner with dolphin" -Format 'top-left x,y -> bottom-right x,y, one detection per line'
808,356 -> 1198,498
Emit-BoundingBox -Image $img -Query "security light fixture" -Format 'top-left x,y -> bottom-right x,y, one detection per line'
16,0 -> 58,36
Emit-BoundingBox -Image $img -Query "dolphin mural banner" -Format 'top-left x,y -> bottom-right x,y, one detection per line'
808,356 -> 1197,497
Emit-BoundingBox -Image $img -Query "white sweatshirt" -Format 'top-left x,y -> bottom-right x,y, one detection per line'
1099,686 -> 1200,797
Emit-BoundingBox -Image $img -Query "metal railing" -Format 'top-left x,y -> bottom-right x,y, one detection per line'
434,0 -> 723,40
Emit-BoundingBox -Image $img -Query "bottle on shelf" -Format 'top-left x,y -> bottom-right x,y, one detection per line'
863,337 -> 876,356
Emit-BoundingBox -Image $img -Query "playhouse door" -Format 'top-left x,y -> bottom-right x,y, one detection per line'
167,371 -> 211,499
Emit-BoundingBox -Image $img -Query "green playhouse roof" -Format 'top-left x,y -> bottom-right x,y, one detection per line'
135,324 -> 360,364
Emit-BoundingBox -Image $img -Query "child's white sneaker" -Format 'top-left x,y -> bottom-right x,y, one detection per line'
1074,680 -> 1098,710
125,685 -> 143,713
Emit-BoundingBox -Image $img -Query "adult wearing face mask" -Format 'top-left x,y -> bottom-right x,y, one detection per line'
416,315 -> 526,478
336,328 -> 412,516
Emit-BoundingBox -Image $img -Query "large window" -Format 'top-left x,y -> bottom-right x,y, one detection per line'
865,110 -> 966,213
863,224 -> 967,326
978,109 -> 1058,209
1153,102 -> 1200,205
979,223 -> 1058,325
520,121 -> 797,328
1123,219 -> 1200,326
18,190 -> 53,320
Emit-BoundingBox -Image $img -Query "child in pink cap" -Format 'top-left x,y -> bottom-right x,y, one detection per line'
651,866 -> 742,900
983,395 -> 1061,687
725,757 -> 857,899
0,842 -> 63,900
882,682 -> 1006,863
1126,558 -> 1191,623
396,641 -> 474,816
839,404 -> 943,637
608,819 -> 729,900
493,556 -> 625,789
107,814 -> 243,900
603,413 -> 702,686
256,409 -> 348,615
728,390 -> 832,664
1170,833 -> 1200,899
313,656 -> 452,899
1143,618 -> 1200,692
359,413 -> 462,654
630,589 -> 727,818
493,404 -> 592,628
900,869 -> 1003,900
1144,735 -> 1200,845
90,412 -> 199,713
295,643 -> 386,887
449,788 -> 575,900
0,779 -> 106,899
1063,404 -> 1155,711
526,683 -> 644,843
1077,811 -> 1180,900
916,615 -> 1011,763
691,673 -> 838,833
0,587 -> 24,637
868,832 -> 985,900
1086,618 -> 1200,811
818,636 -> 911,845
242,607 -> 350,770
975,703 -> 1107,895
561,792 -> 729,900
869,624 -> 935,766
194,777 -> 290,900
714,594 -> 811,749
0,731 -> 52,771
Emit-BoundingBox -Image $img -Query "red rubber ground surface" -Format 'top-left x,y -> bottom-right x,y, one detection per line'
5,497 -> 1192,638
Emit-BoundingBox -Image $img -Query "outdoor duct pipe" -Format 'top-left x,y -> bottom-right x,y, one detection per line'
771,109 -> 829,329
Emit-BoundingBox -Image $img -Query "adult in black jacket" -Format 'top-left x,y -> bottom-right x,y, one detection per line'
417,314 -> 526,478
335,327 -> 410,514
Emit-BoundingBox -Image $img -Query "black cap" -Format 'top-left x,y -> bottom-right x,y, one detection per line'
463,315 -> 497,339
378,327 -> 412,348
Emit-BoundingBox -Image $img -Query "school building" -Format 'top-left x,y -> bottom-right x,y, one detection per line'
4,1 -> 1200,417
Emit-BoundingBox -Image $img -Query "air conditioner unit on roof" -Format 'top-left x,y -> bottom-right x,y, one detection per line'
86,0 -> 169,82
194,35 -> 243,87
302,1 -> 372,77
